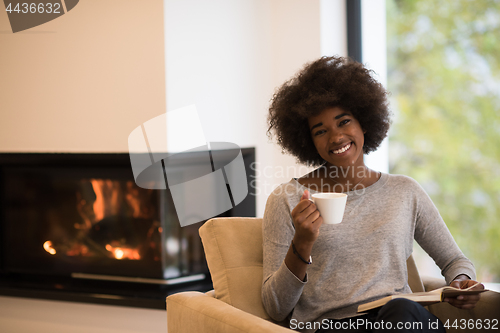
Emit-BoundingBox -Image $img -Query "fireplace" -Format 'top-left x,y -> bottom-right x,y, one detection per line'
0,151 -> 255,309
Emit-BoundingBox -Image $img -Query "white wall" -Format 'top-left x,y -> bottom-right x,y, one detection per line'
320,0 -> 347,57
361,0 -> 389,173
0,0 -> 166,153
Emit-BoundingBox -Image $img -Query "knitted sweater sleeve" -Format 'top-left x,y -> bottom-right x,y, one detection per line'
410,178 -> 476,284
261,187 -> 307,322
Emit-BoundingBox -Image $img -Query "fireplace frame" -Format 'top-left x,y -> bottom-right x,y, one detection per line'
0,151 -> 256,309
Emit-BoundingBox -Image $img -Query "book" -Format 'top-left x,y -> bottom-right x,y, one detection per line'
357,283 -> 487,312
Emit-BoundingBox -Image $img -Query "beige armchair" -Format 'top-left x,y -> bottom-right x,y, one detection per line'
166,217 -> 499,332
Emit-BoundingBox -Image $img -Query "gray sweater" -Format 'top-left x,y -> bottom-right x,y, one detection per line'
262,173 -> 475,332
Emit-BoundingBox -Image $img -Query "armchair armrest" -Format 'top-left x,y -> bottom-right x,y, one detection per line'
421,276 -> 500,331
421,276 -> 447,292
166,291 -> 294,333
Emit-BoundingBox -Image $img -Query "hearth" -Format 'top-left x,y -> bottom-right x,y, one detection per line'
0,151 -> 255,309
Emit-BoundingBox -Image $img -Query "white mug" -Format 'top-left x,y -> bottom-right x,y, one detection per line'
310,193 -> 348,224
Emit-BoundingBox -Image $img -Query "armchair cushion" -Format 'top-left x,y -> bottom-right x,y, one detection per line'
199,217 -> 270,320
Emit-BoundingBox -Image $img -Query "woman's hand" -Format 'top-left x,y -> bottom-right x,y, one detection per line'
284,190 -> 323,281
444,275 -> 484,310
291,190 -> 323,246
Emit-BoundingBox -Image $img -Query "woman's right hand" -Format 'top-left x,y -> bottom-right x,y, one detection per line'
291,190 -> 323,246
284,190 -> 323,281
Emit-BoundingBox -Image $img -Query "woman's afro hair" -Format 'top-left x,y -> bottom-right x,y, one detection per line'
267,56 -> 391,166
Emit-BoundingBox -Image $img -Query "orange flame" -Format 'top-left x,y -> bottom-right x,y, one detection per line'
105,244 -> 140,260
91,179 -> 121,222
43,241 -> 56,255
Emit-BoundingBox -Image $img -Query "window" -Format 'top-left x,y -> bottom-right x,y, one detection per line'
387,0 -> 500,285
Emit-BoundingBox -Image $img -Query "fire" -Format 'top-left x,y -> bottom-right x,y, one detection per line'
43,241 -> 56,255
88,179 -> 153,223
105,244 -> 140,260
90,179 -> 120,222
69,179 -> 157,260
114,248 -> 124,259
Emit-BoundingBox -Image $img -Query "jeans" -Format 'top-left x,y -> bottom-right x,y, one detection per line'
315,299 -> 446,332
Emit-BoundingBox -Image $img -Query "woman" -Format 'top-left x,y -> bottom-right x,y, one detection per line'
262,56 -> 483,333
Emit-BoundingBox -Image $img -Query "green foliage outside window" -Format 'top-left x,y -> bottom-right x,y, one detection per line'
387,0 -> 500,282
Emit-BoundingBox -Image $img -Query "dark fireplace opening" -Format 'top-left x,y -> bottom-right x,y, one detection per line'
0,151 -> 256,309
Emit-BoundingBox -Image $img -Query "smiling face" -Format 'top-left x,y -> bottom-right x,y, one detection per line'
308,107 -> 366,169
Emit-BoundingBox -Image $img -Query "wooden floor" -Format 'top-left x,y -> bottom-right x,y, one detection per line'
0,296 -> 167,333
